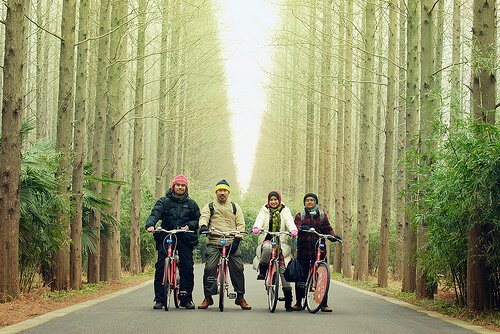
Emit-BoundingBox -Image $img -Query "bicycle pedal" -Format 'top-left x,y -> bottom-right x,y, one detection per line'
228,292 -> 236,299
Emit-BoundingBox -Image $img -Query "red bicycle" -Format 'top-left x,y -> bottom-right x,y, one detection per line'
258,230 -> 291,312
201,228 -> 247,312
303,228 -> 341,313
153,227 -> 194,311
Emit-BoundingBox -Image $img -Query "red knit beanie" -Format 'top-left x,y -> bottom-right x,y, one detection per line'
171,175 -> 188,190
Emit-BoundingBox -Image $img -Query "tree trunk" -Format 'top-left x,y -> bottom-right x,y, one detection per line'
402,0 -> 419,293
341,0 -> 354,279
354,0 -> 376,281
53,0 -> 77,291
130,0 -> 147,275
378,0 -> 397,288
70,0 -> 90,290
88,0 -> 111,284
305,1 -> 317,191
450,0 -> 462,127
0,0 -> 27,302
467,0 -> 496,311
155,0 -> 170,198
333,0 -> 345,274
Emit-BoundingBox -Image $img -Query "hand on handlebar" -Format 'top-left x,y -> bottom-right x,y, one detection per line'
290,230 -> 298,237
199,225 -> 209,234
252,227 -> 260,234
327,234 -> 342,242
300,224 -> 310,231
147,226 -> 155,233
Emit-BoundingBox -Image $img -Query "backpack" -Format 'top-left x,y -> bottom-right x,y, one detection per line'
299,208 -> 324,223
208,202 -> 237,220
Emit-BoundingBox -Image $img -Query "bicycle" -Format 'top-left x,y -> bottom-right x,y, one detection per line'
303,228 -> 341,313
201,228 -> 247,312
152,227 -> 194,311
258,230 -> 292,312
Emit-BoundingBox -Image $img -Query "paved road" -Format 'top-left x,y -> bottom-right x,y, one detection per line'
2,265 -> 495,334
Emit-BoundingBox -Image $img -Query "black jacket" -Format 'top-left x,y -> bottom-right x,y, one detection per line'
145,190 -> 201,246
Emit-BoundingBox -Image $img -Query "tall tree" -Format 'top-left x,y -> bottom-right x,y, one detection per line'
341,0 -> 354,279
450,0 -> 462,126
53,0 -> 77,291
354,0 -> 376,281
130,0 -> 147,275
305,1 -> 317,191
70,0 -> 90,290
402,0 -> 419,293
467,0 -> 497,311
333,0 -> 345,273
416,0 -> 437,299
0,0 -> 27,301
89,0 -> 111,284
378,0 -> 397,288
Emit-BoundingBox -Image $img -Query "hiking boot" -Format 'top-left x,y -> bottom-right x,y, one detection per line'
321,305 -> 333,312
291,298 -> 303,311
153,301 -> 164,309
257,264 -> 266,280
197,296 -> 214,309
235,297 -> 252,310
180,300 -> 195,309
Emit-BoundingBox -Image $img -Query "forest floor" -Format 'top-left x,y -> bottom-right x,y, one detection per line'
0,272 -> 152,329
1,271 -> 498,332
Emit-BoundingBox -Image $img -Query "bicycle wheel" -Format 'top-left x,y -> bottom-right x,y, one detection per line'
218,259 -> 226,312
305,262 -> 330,313
267,261 -> 279,312
173,261 -> 180,308
164,259 -> 171,311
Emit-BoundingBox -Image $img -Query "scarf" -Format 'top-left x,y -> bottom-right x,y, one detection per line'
269,204 -> 283,232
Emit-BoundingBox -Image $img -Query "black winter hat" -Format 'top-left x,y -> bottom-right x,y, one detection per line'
303,193 -> 318,205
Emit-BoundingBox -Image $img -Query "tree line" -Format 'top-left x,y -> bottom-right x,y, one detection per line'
250,0 -> 499,311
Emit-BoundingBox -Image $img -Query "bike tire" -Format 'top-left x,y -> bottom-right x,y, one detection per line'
305,262 -> 330,313
267,261 -> 279,313
219,259 -> 226,312
164,259 -> 171,311
173,261 -> 180,308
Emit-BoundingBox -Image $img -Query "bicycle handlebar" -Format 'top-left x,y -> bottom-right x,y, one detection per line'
258,230 -> 291,236
304,228 -> 342,242
200,228 -> 247,238
152,227 -> 195,234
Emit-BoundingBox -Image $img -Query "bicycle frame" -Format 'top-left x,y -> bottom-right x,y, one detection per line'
303,228 -> 340,313
260,230 -> 290,312
202,228 -> 247,312
153,227 -> 193,311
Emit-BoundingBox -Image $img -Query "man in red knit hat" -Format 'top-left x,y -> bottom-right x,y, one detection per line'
146,175 -> 200,309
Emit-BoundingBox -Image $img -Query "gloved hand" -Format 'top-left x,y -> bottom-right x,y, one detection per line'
199,225 -> 209,235
290,230 -> 298,237
230,237 -> 241,254
252,227 -> 260,234
300,224 -> 310,231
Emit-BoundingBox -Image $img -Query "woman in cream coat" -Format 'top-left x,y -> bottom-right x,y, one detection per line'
252,190 -> 298,311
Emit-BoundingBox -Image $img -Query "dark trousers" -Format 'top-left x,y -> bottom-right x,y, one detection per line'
154,242 -> 194,303
202,244 -> 245,297
294,256 -> 329,305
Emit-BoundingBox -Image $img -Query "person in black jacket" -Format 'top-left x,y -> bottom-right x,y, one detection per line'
146,175 -> 200,310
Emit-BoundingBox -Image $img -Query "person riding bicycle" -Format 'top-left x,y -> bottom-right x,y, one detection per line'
145,175 -> 200,310
197,179 -> 251,310
292,193 -> 339,312
252,190 -> 298,311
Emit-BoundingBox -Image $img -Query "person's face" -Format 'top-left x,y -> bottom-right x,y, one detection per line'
173,183 -> 187,196
304,197 -> 316,209
216,189 -> 229,203
269,196 -> 280,209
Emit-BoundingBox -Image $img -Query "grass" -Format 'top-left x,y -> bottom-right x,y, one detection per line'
330,272 -> 500,331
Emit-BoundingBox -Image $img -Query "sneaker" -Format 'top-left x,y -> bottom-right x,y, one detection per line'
235,297 -> 252,310
321,306 -> 333,312
198,296 -> 214,309
180,300 -> 195,309
257,273 -> 265,280
153,301 -> 164,309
